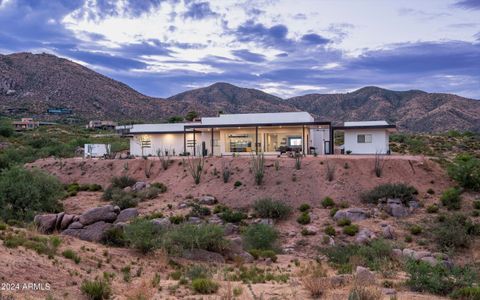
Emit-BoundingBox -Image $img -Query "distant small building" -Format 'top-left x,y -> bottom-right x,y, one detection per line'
87,120 -> 118,130
47,108 -> 72,115
12,118 -> 40,131
84,144 -> 111,158
336,121 -> 397,154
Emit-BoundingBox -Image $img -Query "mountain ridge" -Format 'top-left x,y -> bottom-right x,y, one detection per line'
1,52 -> 479,132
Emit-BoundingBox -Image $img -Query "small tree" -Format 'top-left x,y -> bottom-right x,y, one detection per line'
294,153 -> 302,170
447,154 -> 480,191
242,224 -> 279,251
221,160 -> 231,183
185,111 -> 199,121
251,154 -> 265,185
184,157 -> 204,184
124,219 -> 162,254
157,148 -> 171,170
374,152 -> 387,177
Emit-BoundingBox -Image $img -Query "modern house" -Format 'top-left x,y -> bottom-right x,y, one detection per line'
120,112 -> 395,156
12,118 -> 40,131
86,120 -> 118,130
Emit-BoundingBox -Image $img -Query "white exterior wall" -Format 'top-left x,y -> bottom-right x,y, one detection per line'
310,128 -> 330,155
84,144 -> 110,158
344,129 -> 389,154
130,133 -> 196,156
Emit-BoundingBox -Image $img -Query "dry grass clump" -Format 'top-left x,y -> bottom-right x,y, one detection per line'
299,263 -> 329,298
348,284 -> 382,300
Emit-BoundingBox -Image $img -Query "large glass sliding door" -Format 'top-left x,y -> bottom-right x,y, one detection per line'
225,134 -> 255,152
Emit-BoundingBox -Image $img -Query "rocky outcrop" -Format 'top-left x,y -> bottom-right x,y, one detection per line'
223,237 -> 254,263
63,221 -> 113,242
381,224 -> 396,240
115,208 -> 139,223
195,195 -> 217,205
355,228 -> 376,244
182,249 -> 226,263
333,208 -> 369,222
151,217 -> 171,229
34,214 -> 58,233
79,205 -> 118,226
396,248 -> 452,267
355,266 -> 375,285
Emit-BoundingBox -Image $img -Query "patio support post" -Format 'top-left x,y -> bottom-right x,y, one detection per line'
183,127 -> 186,155
329,125 -> 334,155
211,128 -> 214,156
255,126 -> 258,154
302,125 -> 306,155
193,129 -> 196,156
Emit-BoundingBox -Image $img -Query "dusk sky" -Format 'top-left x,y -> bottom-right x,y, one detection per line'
1,0 -> 479,99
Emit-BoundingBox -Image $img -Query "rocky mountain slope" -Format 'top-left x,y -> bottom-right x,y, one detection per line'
1,52 -> 479,132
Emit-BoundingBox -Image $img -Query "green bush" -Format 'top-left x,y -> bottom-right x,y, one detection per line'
426,204 -> 439,213
343,224 -> 359,236
191,278 -> 219,294
88,184 -> 103,192
473,201 -> 480,210
81,279 -> 112,300
410,225 -> 422,235
405,235 -> 413,243
253,198 -> 292,220
427,188 -> 435,195
0,119 -> 14,138
62,249 -> 81,264
248,249 -> 278,262
337,218 -> 351,226
124,218 -> 162,254
330,207 -> 339,218
432,213 -> 477,251
110,175 -> 136,189
321,197 -> 335,208
297,212 -> 311,225
405,259 -> 477,296
189,204 -> 211,217
440,188 -> 462,210
0,167 -> 63,222
361,183 -> 417,205
450,286 -> 480,299
111,189 -> 138,209
219,209 -> 247,223
242,224 -> 279,251
101,227 -> 126,247
324,225 -> 336,236
169,215 -> 185,224
151,182 -> 167,193
298,203 -> 311,212
234,181 -> 242,187
447,154 -> 480,191
136,186 -> 161,201
163,224 -> 227,253
186,265 -> 210,280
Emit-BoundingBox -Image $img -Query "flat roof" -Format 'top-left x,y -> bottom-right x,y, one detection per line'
344,121 -> 389,127
129,122 -> 200,134
201,112 -> 314,126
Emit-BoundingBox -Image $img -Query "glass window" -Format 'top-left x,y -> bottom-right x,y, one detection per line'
288,137 -> 302,146
225,134 -> 254,152
357,134 -> 372,143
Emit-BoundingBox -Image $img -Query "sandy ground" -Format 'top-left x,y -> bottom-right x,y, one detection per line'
0,155 -> 469,299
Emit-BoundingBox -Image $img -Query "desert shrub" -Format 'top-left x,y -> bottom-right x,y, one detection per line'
330,207 -> 339,217
186,265 -> 210,280
169,215 -> 185,224
343,224 -> 359,236
323,239 -> 393,274
242,224 -> 279,251
150,182 -> 167,193
426,204 -> 439,213
81,279 -> 112,300
184,157 -> 204,184
0,222 -> 6,230
348,285 -> 382,300
0,166 -> 63,222
248,249 -> 278,262
188,204 -> 211,217
163,224 -> 227,253
360,183 -> 417,205
321,196 -> 335,208
337,218 -> 351,226
447,154 -> 480,191
427,188 -> 435,195
136,186 -> 161,201
253,198 -> 292,220
234,180 -> 242,187
298,203 -> 311,212
191,278 -> 219,294
222,161 -> 231,183
297,212 -> 311,225
473,200 -> 480,210
432,213 -> 477,251
405,259 -> 477,296
441,188 -> 462,210
111,189 -> 138,209
62,249 -> 81,264
294,154 -> 302,170
111,175 -> 136,189
405,235 -> 413,243
251,154 -> 265,185
324,225 -> 336,236
124,219 -> 162,254
450,286 -> 480,299
410,225 -> 422,235
301,264 -> 328,298
0,119 -> 14,137
227,266 -> 289,284
219,209 -> 247,223
140,211 -> 163,220
101,227 -> 126,247
325,159 -> 335,181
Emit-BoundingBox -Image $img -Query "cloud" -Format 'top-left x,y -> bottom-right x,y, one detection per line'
231,49 -> 266,62
72,0 -> 166,20
62,49 -> 147,70
183,1 -> 217,19
235,21 -> 292,49
454,0 -> 480,9
301,33 -> 330,45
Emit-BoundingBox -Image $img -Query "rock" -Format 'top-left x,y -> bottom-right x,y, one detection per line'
115,208 -> 139,223
178,202 -> 189,209
420,256 -> 438,266
123,186 -> 133,193
182,249 -> 225,263
402,248 -> 416,258
151,218 -> 171,229
288,231 -> 296,237
256,218 -> 274,225
224,237 -> 254,263
68,222 -> 84,229
60,214 -> 75,230
113,222 -> 127,230
384,198 -> 409,217
132,181 -> 148,191
79,205 -> 118,226
323,234 -> 335,246
392,248 -> 403,259
408,200 -> 420,209
355,266 -> 375,285
330,274 -> 352,287
333,208 -> 369,222
63,221 -> 112,242
224,223 -> 238,235
113,206 -> 121,214
120,153 -> 128,159
356,228 -> 376,244
382,288 -> 397,296
195,195 -> 217,205
187,216 -> 202,224
34,214 -> 58,233
208,215 -> 224,225
55,212 -> 65,230
382,225 -> 396,239
303,225 -> 318,235
413,251 -> 432,260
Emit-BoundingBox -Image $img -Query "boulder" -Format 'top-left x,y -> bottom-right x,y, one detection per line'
54,212 -> 65,230
187,216 -> 202,224
132,181 -> 148,191
62,221 -> 112,242
402,248 -> 416,258
178,202 -> 189,209
68,222 -> 84,229
208,215 -> 224,225
356,228 -> 376,244
79,205 -> 118,226
413,251 -> 432,260
182,249 -> 225,263
384,199 -> 409,217
382,224 -> 396,240
256,218 -> 274,225
59,214 -> 75,230
330,274 -> 352,287
224,223 -> 238,235
392,248 -> 403,259
223,237 -> 254,263
333,208 -> 369,222
355,266 -> 375,285
303,225 -> 318,235
420,256 -> 438,266
34,214 -> 58,233
151,218 -> 171,230
195,195 -> 217,205
115,208 -> 139,224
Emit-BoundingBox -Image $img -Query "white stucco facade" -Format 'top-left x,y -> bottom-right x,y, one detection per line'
343,129 -> 390,154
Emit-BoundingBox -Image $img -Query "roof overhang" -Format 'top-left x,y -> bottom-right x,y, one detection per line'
333,125 -> 397,131
185,121 -> 330,129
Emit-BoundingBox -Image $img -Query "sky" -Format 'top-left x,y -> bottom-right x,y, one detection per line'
0,0 -> 479,99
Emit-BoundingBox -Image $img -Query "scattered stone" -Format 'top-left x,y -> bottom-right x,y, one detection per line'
68,222 -> 84,229
356,228 -> 376,244
223,237 -> 254,263
384,198 -> 409,217
151,218 -> 171,229
382,288 -> 397,296
402,248 -> 416,258
333,208 -> 369,222
303,225 -> 318,235
392,248 -> 403,259
382,224 -> 396,240
60,214 -> 75,230
208,215 -> 224,225
195,195 -> 217,205
224,223 -> 238,235
178,202 -> 189,209
256,218 -> 274,225
63,221 -> 112,242
132,181 -> 148,191
330,274 -> 352,287
420,256 -> 438,266
182,249 -> 225,263
187,216 -> 202,224
79,205 -> 118,226
288,231 -> 296,237
115,208 -> 139,224
34,214 -> 58,233
413,251 -> 432,260
123,186 -> 133,193
355,266 -> 375,285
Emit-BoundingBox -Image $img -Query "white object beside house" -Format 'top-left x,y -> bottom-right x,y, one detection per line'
84,144 -> 111,158
341,121 -> 397,154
